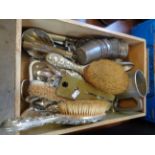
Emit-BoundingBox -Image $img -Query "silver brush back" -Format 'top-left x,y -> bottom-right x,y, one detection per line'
0,114 -> 105,133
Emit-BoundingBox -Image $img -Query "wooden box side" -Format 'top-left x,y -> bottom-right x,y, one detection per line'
19,19 -> 147,134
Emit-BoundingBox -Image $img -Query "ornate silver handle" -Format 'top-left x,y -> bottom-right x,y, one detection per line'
0,115 -> 60,133
46,53 -> 85,75
0,114 -> 106,133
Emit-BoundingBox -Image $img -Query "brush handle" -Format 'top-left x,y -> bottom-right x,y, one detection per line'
46,53 -> 85,75
0,113 -> 105,133
0,115 -> 60,132
23,41 -> 73,59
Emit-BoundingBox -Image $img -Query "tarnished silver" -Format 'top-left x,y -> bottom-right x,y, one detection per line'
46,53 -> 130,76
75,39 -> 129,65
62,70 -> 82,79
114,70 -> 147,112
29,60 -> 62,82
0,114 -> 105,133
22,28 -> 73,59
46,53 -> 85,75
25,96 -> 56,111
47,75 -> 61,87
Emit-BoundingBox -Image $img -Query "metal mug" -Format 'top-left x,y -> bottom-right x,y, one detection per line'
75,39 -> 128,65
114,70 -> 147,112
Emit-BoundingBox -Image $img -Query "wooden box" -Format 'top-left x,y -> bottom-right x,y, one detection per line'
0,19 -> 147,134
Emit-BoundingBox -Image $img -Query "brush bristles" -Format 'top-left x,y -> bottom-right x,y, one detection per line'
84,59 -> 129,95
28,83 -> 65,101
58,100 -> 111,117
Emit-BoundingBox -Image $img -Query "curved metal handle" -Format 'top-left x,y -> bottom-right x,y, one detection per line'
114,97 -> 143,113
116,61 -> 134,72
132,97 -> 143,111
46,53 -> 84,75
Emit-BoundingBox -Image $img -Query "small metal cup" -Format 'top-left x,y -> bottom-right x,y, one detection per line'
114,70 -> 147,112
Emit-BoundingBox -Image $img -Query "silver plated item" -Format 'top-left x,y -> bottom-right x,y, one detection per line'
114,70 -> 147,112
0,114 -> 105,133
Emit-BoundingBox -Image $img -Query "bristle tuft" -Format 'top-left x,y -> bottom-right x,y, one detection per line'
28,83 -> 65,101
58,100 -> 111,117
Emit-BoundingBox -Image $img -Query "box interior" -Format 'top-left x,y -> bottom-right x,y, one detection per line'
19,19 -> 147,134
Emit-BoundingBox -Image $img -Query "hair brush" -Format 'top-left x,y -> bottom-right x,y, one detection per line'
46,53 -> 129,95
0,100 -> 111,132
28,81 -> 65,102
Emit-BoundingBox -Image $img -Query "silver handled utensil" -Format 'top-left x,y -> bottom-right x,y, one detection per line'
22,28 -> 73,59
46,53 -> 85,75
0,114 -> 105,133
